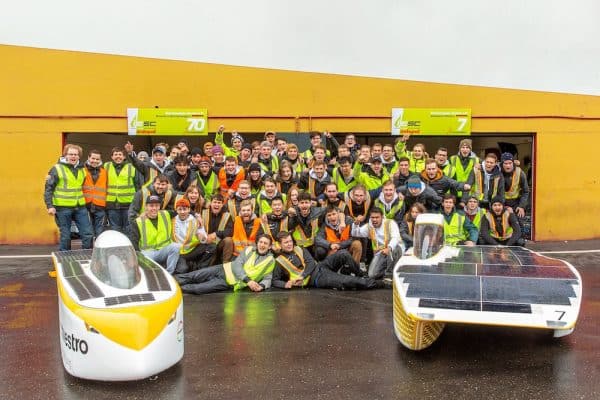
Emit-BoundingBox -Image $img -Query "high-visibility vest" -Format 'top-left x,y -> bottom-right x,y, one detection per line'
325,224 -> 351,244
382,160 -> 399,175
345,193 -> 371,219
83,167 -> 107,207
172,217 -> 200,254
52,163 -> 86,207
469,208 -> 487,230
293,218 -> 319,247
302,148 -> 331,160
485,210 -> 513,240
136,210 -> 172,250
201,209 -> 230,243
218,168 -> 244,197
104,162 -> 136,204
449,155 -> 478,197
276,247 -> 310,287
471,172 -> 500,202
443,213 -> 467,245
232,216 -> 262,255
256,192 -> 287,215
196,171 -> 219,202
331,168 -> 357,193
374,197 -> 404,220
140,188 -> 173,210
359,171 -> 388,191
442,163 -> 456,178
505,167 -> 522,200
262,216 -> 288,243
222,247 -> 275,291
258,157 -> 279,174
368,219 -> 392,251
143,168 -> 159,188
227,197 -> 255,219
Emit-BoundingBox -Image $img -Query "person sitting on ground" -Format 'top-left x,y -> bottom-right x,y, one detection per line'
479,196 -> 523,246
314,206 -> 362,264
232,200 -> 264,256
171,197 -> 214,273
175,234 -> 275,295
273,231 -> 381,291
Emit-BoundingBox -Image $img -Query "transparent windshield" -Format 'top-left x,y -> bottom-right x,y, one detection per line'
90,245 -> 141,289
413,223 -> 444,260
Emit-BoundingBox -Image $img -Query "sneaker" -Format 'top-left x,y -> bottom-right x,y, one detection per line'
359,262 -> 367,273
382,277 -> 393,289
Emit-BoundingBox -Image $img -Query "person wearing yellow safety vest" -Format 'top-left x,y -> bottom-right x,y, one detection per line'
448,138 -> 479,198
255,177 -> 287,216
83,149 -> 107,237
227,180 -> 256,219
255,140 -> 279,177
287,192 -> 324,257
298,160 -> 332,202
351,208 -> 402,281
500,152 -> 529,219
232,200 -> 264,256
171,197 -> 215,273
104,143 -> 144,234
330,156 -> 358,194
200,194 -> 234,264
435,147 -> 457,179
463,195 -> 487,243
175,234 -> 275,295
280,143 -> 306,175
394,135 -> 428,173
479,196 -> 523,246
354,157 -> 390,191
440,194 -> 478,246
128,174 -> 175,225
372,180 -> 405,226
130,195 -> 181,274
301,131 -> 339,162
195,156 -> 220,204
471,153 -> 505,210
272,231 -> 381,290
214,125 -> 243,158
44,144 -> 94,251
381,144 -> 399,175
260,197 -> 288,253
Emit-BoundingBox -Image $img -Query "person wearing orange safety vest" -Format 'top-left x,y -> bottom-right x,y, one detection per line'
175,234 -> 275,295
351,208 -> 402,281
314,206 -> 362,263
44,144 -> 94,251
218,156 -> 246,199
272,231 -> 379,290
171,197 -> 215,273
479,196 -> 523,246
232,200 -> 264,256
83,149 -> 107,237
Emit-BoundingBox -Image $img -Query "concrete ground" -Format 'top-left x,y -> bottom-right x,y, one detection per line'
0,241 -> 598,399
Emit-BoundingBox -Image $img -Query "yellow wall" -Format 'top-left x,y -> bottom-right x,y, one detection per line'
2,44 -> 600,243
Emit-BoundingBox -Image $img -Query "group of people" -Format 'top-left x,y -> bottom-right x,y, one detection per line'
44,127 -> 530,295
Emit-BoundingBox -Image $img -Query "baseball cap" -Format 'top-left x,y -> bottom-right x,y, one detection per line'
146,195 -> 161,205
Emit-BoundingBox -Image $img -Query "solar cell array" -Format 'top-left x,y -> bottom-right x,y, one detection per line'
397,246 -> 579,314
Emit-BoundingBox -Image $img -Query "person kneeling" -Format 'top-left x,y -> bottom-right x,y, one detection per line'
175,234 -> 275,295
479,196 -> 523,246
273,231 -> 380,290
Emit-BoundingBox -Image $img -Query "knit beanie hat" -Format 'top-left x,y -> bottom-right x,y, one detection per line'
459,139 -> 472,149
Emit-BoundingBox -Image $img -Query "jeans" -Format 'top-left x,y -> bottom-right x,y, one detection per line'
89,207 -> 106,237
55,206 -> 93,251
175,265 -> 230,295
107,208 -> 129,234
368,246 -> 402,279
141,243 -> 181,274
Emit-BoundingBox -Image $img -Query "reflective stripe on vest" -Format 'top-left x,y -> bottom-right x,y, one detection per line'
52,164 -> 86,207
293,219 -> 319,247
369,220 -> 391,251
276,247 -> 310,287
263,216 -> 288,242
143,168 -> 159,188
471,173 -> 499,202
197,172 -> 219,201
105,162 -> 136,204
83,168 -> 107,207
332,168 -> 357,193
471,208 -> 487,230
228,198 -> 255,219
374,198 -> 404,220
450,156 -> 476,182
233,216 -> 262,255
485,210 -> 513,240
442,163 -> 456,178
201,210 -> 230,244
223,248 -> 275,290
137,210 -> 172,250
173,217 -> 200,254
444,213 -> 467,245
505,167 -> 522,200
345,193 -> 371,219
141,188 -> 173,210
325,225 -> 351,243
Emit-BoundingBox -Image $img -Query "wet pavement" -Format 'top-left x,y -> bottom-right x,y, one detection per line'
0,243 -> 599,399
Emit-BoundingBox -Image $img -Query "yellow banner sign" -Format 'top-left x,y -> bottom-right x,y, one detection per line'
391,108 -> 471,136
127,108 -> 208,136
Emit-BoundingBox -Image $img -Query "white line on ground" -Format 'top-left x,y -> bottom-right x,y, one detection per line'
538,249 -> 600,254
